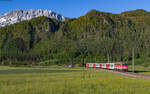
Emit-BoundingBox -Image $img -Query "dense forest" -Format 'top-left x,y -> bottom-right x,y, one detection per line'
1,9 -> 150,66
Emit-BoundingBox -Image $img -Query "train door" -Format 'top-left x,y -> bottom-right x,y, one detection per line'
93,64 -> 96,68
86,64 -> 89,68
99,64 -> 102,69
106,64 -> 110,69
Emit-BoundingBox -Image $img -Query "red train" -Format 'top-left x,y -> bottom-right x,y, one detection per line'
86,62 -> 128,71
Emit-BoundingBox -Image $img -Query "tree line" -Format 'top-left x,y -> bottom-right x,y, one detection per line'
0,9 -> 150,66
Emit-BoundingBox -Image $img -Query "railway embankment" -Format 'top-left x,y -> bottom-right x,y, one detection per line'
99,69 -> 150,80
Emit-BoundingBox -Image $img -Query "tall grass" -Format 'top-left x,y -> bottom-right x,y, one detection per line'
0,67 -> 149,94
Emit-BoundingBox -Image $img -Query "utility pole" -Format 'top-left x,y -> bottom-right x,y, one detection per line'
132,48 -> 135,73
107,53 -> 109,63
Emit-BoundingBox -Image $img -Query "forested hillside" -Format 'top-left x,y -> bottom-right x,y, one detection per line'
1,9 -> 150,66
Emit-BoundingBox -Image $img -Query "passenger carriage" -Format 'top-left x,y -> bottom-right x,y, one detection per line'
86,62 -> 128,71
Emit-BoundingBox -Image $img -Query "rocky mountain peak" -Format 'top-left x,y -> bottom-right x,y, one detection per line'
0,9 -> 68,27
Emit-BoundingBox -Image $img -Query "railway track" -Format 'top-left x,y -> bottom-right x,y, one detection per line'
99,69 -> 150,80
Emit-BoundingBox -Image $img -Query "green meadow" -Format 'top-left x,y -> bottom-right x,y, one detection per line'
0,66 -> 150,94
128,65 -> 150,76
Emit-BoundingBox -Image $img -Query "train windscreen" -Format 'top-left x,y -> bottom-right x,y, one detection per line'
123,64 -> 128,66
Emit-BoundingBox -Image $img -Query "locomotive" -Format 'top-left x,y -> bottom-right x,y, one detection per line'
86,62 -> 128,71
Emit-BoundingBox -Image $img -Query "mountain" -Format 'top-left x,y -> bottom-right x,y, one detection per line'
0,9 -> 68,27
121,9 -> 150,17
1,9 -> 150,66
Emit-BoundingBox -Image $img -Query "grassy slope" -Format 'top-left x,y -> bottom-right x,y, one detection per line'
0,67 -> 150,94
128,65 -> 150,76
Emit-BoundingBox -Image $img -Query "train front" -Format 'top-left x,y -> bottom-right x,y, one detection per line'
115,62 -> 128,71
121,62 -> 128,71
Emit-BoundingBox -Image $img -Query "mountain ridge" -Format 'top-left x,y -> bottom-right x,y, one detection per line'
120,9 -> 150,17
0,9 -> 68,27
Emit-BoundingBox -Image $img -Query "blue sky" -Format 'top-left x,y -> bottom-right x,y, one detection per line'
0,0 -> 150,18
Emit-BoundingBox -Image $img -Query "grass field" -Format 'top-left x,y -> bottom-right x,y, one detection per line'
128,65 -> 150,75
0,66 -> 150,94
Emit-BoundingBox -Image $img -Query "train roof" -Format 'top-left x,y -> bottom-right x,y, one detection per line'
115,62 -> 126,64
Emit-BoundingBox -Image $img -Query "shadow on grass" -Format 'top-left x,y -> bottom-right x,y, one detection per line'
0,69 -> 81,74
128,70 -> 150,73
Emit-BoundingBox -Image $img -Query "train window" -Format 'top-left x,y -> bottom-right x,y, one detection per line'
123,64 -> 127,66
